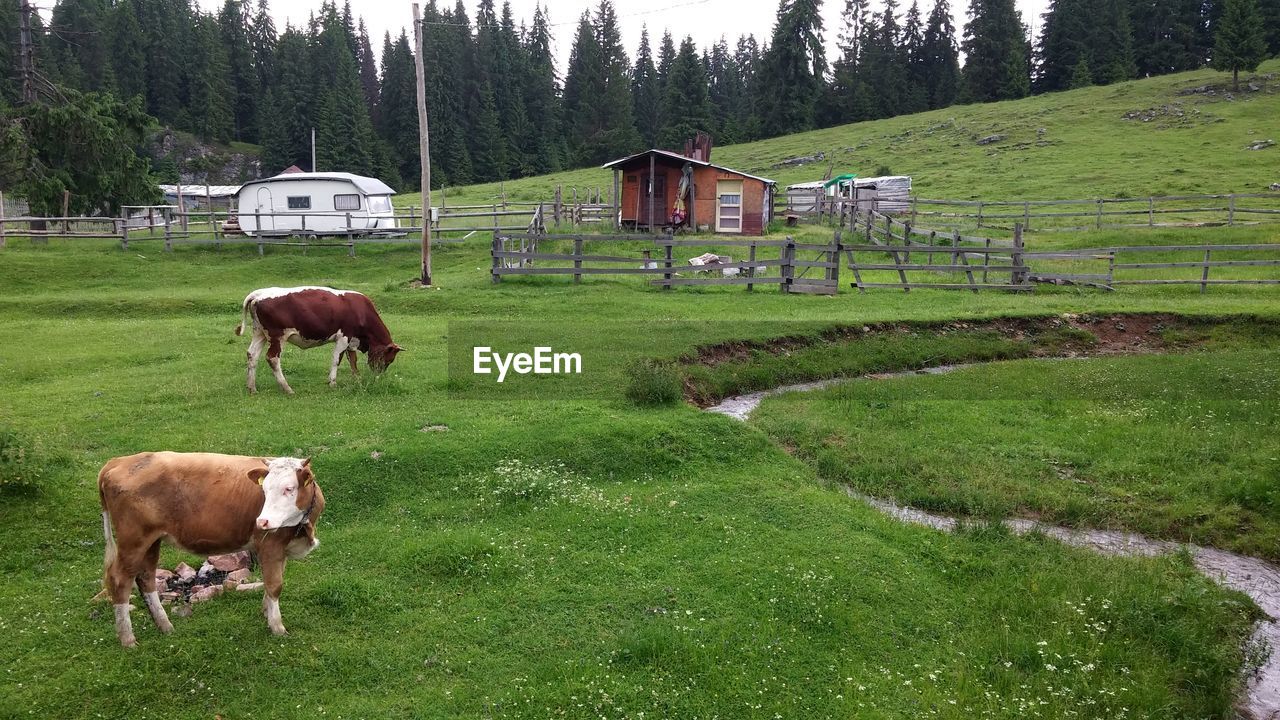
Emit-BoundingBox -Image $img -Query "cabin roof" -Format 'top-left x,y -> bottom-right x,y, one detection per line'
601,149 -> 776,185
240,171 -> 396,195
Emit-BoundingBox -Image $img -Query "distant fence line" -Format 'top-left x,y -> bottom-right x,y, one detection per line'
491,212 -> 1280,295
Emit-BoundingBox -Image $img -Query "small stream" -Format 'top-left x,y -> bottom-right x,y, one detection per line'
708,366 -> 1280,719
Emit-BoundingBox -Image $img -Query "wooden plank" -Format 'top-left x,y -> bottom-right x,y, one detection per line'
1110,279 -> 1280,286
1113,260 -> 1280,269
853,282 -> 1032,290
788,277 -> 840,287
785,282 -> 838,295
657,239 -> 792,248
492,251 -> 646,263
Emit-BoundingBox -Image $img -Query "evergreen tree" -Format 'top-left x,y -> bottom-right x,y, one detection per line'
185,15 -> 234,143
356,20 -> 381,129
259,26 -> 314,172
469,82 -> 507,181
218,0 -> 260,142
0,0 -> 17,105
824,0 -> 869,126
522,4 -> 564,174
1129,0 -> 1211,76
657,30 -> 677,85
1262,0 -> 1280,55
962,0 -> 1031,101
862,0 -> 907,118
632,27 -> 661,147
496,1 -> 533,176
707,37 -> 745,143
1068,56 -> 1093,87
47,0 -> 114,94
757,0 -> 827,137
901,1 -> 929,114
136,0 -> 189,126
922,0 -> 962,108
733,34 -> 763,140
110,1 -> 148,104
657,36 -> 713,149
250,0 -> 278,91
378,31 -> 420,189
592,0 -> 641,161
1213,0 -> 1268,89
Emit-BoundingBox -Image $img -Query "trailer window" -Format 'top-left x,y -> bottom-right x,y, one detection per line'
287,196 -> 311,210
334,194 -> 361,211
367,196 -> 392,213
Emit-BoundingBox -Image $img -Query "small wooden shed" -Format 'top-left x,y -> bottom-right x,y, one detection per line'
602,149 -> 776,235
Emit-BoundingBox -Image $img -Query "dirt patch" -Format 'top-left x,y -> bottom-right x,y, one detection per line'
686,313 -> 1196,370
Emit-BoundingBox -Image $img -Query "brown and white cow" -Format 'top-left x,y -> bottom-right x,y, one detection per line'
98,452 -> 325,647
235,286 -> 403,394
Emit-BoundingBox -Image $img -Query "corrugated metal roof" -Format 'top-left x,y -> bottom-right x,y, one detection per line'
159,184 -> 241,198
601,149 -> 776,185
239,172 -> 396,195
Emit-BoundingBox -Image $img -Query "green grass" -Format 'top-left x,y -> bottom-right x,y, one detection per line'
751,344 -> 1280,561
3,64 -> 1280,718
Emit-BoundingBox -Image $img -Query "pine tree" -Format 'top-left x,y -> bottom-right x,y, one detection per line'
592,0 -> 642,161
1068,56 -> 1093,87
1262,0 -> 1280,55
824,0 -> 868,125
378,31 -> 420,189
47,0 -> 114,94
1129,0 -> 1211,76
901,1 -> 929,114
0,0 -> 17,105
185,15 -> 234,143
218,0 -> 260,143
962,0 -> 1031,102
523,4 -> 564,174
497,1 -> 533,176
110,1 -> 148,104
707,37 -> 744,143
1213,0 -> 1268,90
260,26 -> 315,172
632,27 -> 661,147
356,20 -> 380,129
1037,0 -> 1089,92
922,0 -> 961,108
250,0 -> 278,92
658,36 -> 713,149
757,0 -> 827,137
733,34 -> 762,140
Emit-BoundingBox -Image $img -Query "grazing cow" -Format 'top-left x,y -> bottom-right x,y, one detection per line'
98,452 -> 325,647
235,286 -> 403,394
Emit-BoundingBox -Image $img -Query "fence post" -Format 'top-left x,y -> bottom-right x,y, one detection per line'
976,201 -> 984,229
491,233 -> 502,284
553,186 -> 562,226
61,189 -> 70,235
0,190 -> 6,249
829,230 -> 842,290
1012,223 -> 1026,286
1023,201 -> 1031,230
781,236 -> 795,294
662,232 -> 674,290
163,210 -> 172,252
747,241 -> 757,292
255,210 -> 263,256
409,205 -> 417,231
1148,197 -> 1155,227
1095,199 -> 1103,229
1228,194 -> 1236,226
903,222 -> 912,264
1200,248 -> 1211,293
120,209 -> 128,250
573,235 -> 583,284
1106,251 -> 1116,288
346,212 -> 355,257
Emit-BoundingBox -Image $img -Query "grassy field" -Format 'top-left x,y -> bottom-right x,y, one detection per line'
398,59 -> 1280,209
2,65 -> 1280,718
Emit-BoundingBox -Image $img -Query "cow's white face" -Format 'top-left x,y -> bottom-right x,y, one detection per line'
255,457 -> 312,530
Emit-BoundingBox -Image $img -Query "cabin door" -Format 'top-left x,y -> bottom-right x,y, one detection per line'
255,188 -> 274,231
716,180 -> 743,233
638,173 -> 666,227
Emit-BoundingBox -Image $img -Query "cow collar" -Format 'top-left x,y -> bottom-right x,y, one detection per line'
292,491 -> 319,536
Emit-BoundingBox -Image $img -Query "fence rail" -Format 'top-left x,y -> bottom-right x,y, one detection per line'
908,192 -> 1280,232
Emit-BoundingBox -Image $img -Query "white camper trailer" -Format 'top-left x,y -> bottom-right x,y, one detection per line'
236,172 -> 398,237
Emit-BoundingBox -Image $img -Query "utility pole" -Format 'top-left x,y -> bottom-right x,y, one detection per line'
412,3 -> 433,286
19,0 -> 36,104
310,127 -> 316,172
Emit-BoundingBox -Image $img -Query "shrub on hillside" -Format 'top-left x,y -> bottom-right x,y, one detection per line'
0,429 -> 47,491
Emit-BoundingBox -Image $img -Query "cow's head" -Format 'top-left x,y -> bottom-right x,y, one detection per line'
252,457 -> 319,531
369,343 -> 404,373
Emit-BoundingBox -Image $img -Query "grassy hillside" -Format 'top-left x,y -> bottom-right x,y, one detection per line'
401,60 -> 1280,208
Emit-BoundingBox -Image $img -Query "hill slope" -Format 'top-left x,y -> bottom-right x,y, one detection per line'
404,60 -> 1280,207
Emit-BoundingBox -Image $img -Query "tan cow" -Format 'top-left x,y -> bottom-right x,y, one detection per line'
98,452 -> 325,647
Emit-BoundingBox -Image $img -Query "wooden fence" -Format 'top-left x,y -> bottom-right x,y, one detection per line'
0,204 -> 540,254
847,212 -> 1031,292
490,232 -> 839,294
908,192 -> 1280,232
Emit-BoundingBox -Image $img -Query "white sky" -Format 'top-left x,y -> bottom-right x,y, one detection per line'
195,0 -> 1052,73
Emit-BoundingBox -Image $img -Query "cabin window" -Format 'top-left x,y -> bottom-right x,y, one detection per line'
287,196 -> 311,210
334,194 -> 361,211
367,196 -> 392,213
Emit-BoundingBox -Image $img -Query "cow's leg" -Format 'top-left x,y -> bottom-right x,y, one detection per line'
246,332 -> 267,394
105,541 -> 141,647
134,539 -> 173,635
346,349 -> 359,376
328,335 -> 350,388
266,336 -> 294,395
259,546 -> 288,636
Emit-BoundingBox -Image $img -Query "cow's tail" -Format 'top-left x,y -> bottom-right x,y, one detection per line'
94,479 -> 116,602
234,292 -> 255,336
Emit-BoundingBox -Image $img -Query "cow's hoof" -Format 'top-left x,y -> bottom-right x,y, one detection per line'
120,635 -> 137,648
270,626 -> 288,637
157,621 -> 174,634
328,381 -> 337,389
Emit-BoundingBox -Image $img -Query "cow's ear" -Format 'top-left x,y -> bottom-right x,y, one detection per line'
248,467 -> 269,485
390,343 -> 405,352
298,458 -> 314,486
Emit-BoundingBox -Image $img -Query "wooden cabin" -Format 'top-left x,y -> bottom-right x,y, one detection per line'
602,149 -> 776,235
